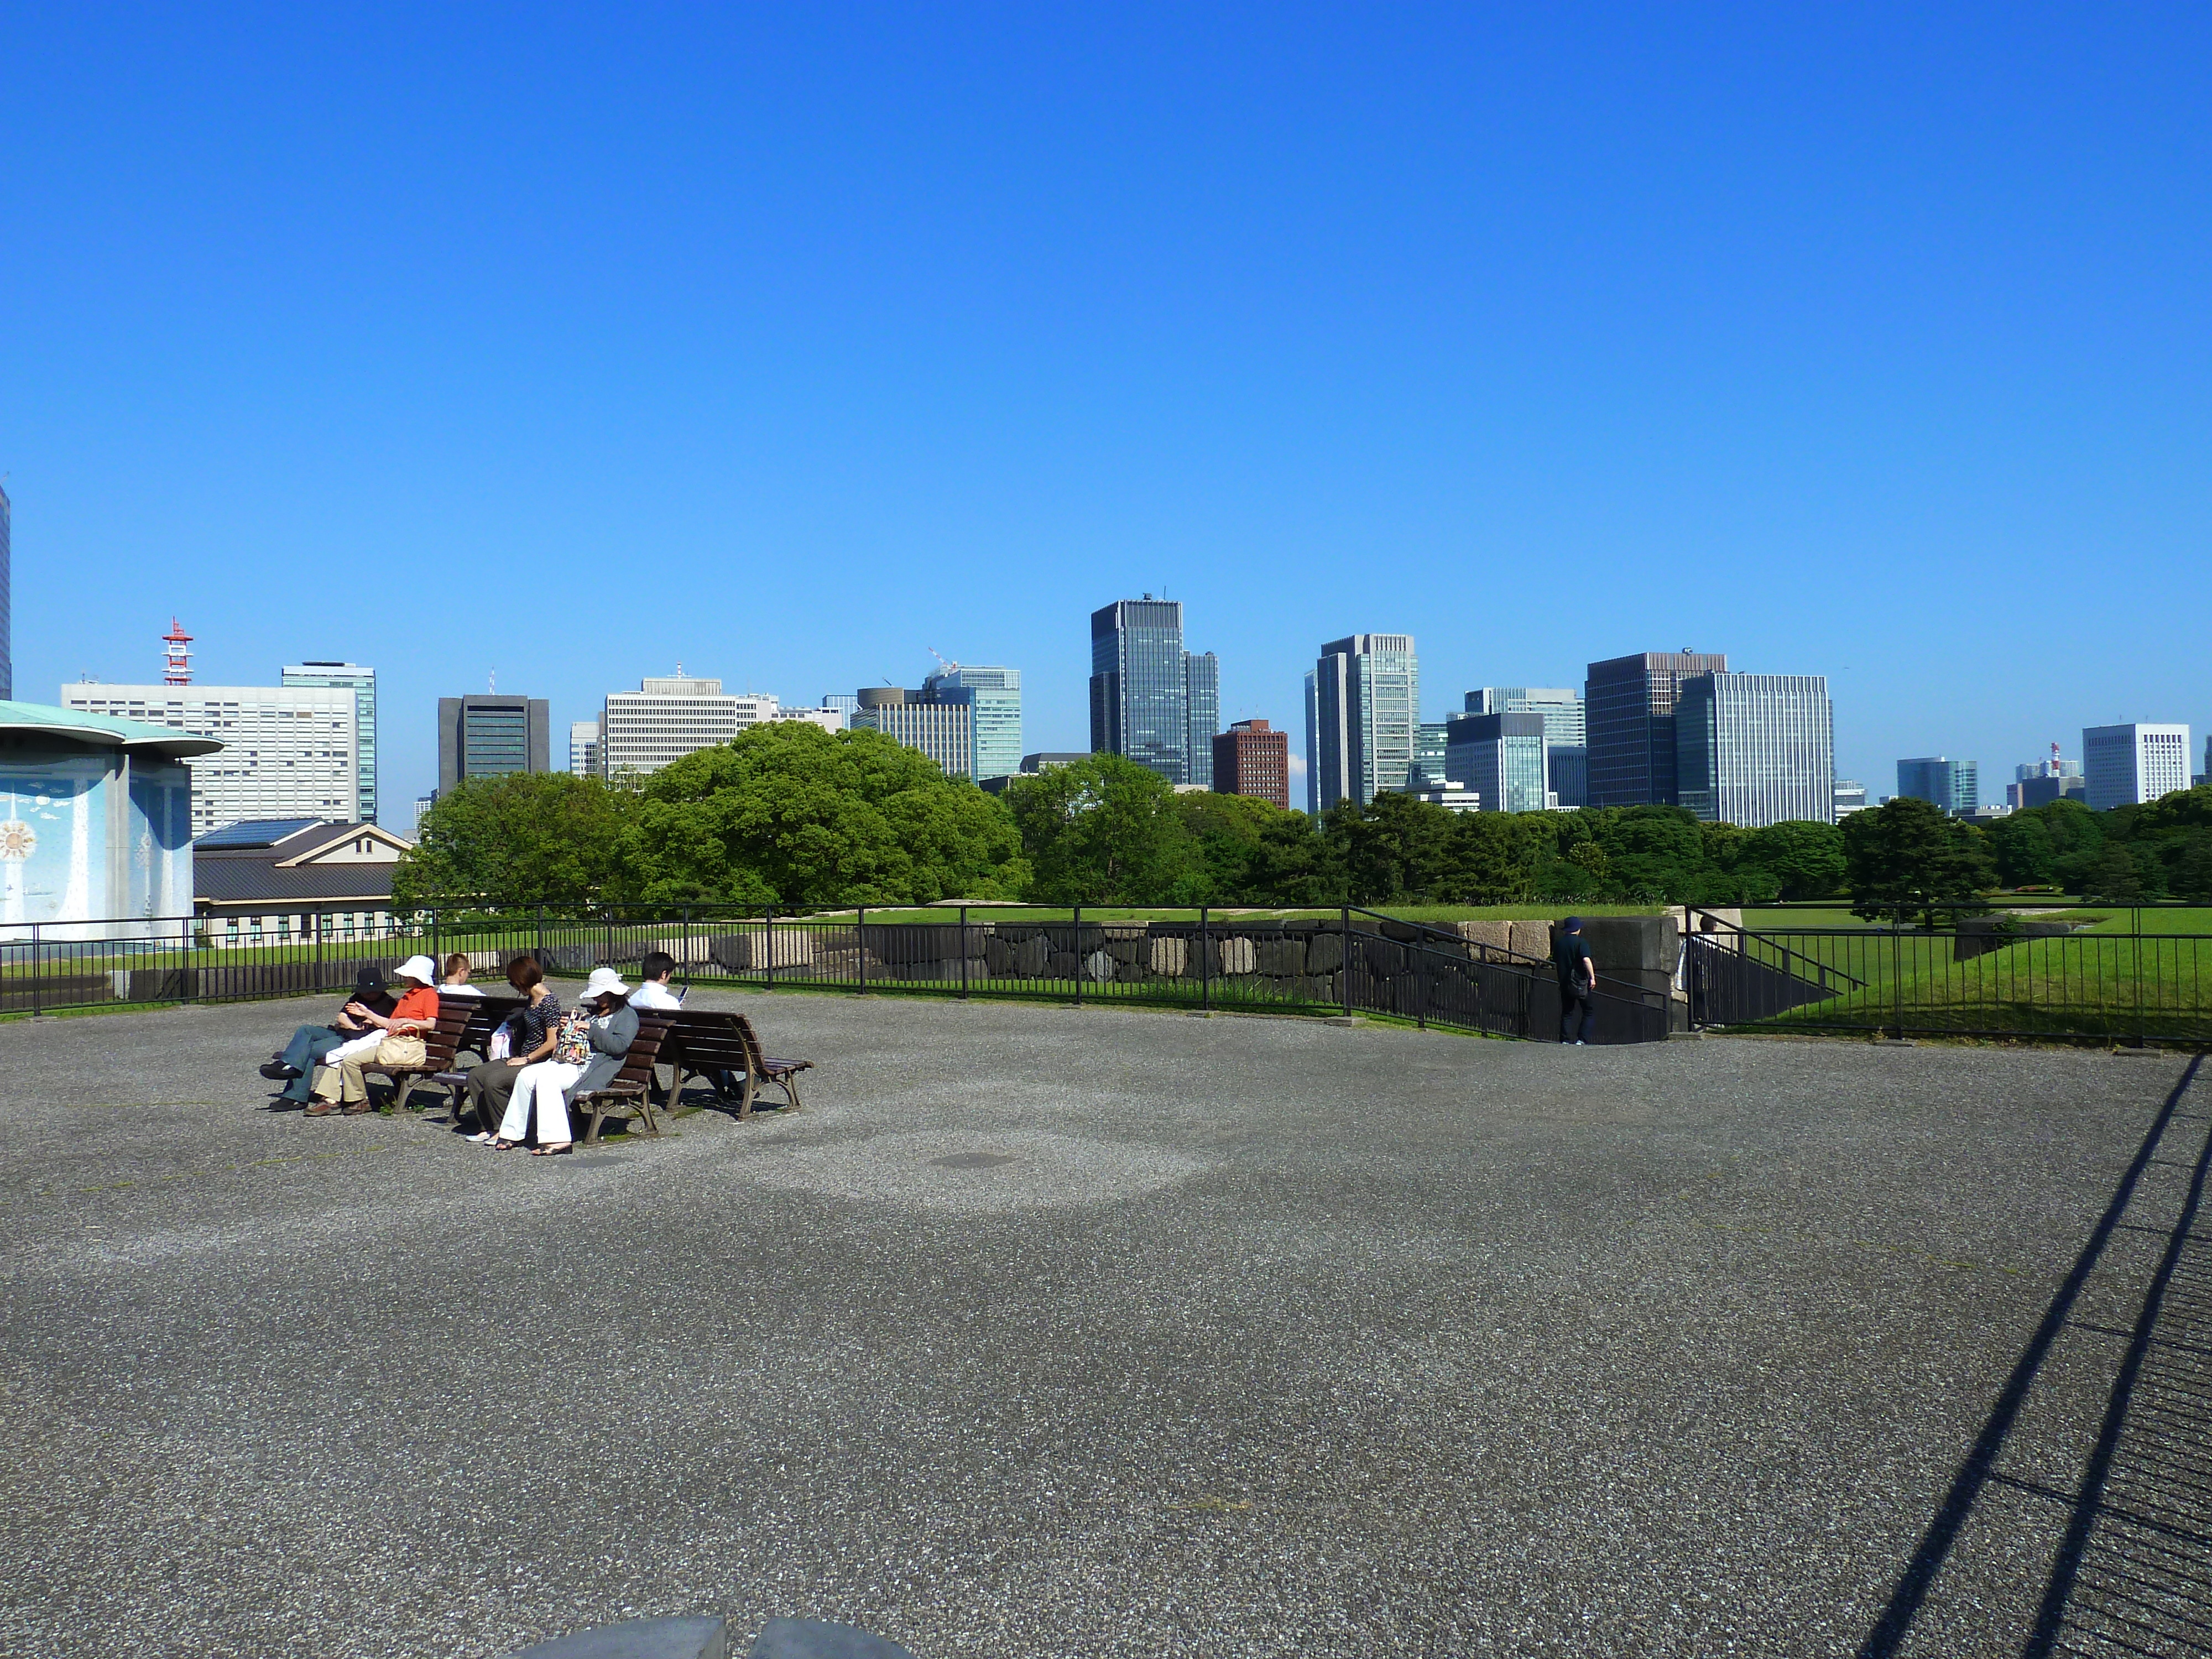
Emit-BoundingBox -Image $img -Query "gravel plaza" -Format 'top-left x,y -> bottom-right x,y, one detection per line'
1,989 -> 2206,1658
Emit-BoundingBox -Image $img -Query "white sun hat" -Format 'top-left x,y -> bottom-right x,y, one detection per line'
395,955 -> 438,985
584,966 -> 631,999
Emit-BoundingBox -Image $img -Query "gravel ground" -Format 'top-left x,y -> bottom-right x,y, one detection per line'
0,989 -> 2201,1658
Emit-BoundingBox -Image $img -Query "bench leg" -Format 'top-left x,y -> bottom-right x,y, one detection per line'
583,1104 -> 603,1146
635,1092 -> 660,1138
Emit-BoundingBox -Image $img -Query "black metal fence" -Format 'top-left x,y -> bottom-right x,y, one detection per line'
0,904 -> 1672,1044
1687,905 -> 2212,1046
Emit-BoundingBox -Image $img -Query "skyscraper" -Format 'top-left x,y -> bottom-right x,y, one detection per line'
570,720 -> 602,778
853,684 -> 975,780
1305,634 -> 1419,814
1674,673 -> 1835,828
437,695 -> 551,794
598,674 -> 774,782
2083,724 -> 2192,811
283,662 -> 377,822
1089,598 -> 1218,785
0,482 -> 12,701
1466,687 -> 1587,808
927,666 -> 1022,779
1445,711 -> 1550,813
1896,757 -> 1979,817
1584,652 -> 1728,808
1213,718 -> 1290,809
63,680 -> 357,837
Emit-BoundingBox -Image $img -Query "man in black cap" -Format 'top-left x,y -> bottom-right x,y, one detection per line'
1554,917 -> 1598,1046
259,968 -> 398,1106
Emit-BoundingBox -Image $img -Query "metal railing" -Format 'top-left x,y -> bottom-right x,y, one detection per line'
0,902 -> 1674,1044
1686,905 -> 2212,1046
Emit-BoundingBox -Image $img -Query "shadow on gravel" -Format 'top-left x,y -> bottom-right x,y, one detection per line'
1858,1053 -> 2212,1658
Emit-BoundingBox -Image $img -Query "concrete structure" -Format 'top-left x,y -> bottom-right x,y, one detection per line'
282,662 -> 377,823
1306,634 -> 1419,815
1834,780 -> 1869,818
599,674 -> 771,783
823,693 -> 860,719
410,794 -> 434,836
771,705 -> 847,734
2083,723 -> 2193,811
931,667 -> 1022,780
1467,687 -> 1587,808
2007,748 -> 2085,811
1673,673 -> 1834,828
1212,718 -> 1290,810
1089,598 -> 1218,787
983,752 -> 1090,797
0,699 -> 215,935
1584,653 -> 1728,808
853,685 -> 975,781
62,681 -> 354,839
1896,757 -> 1979,817
569,719 -> 601,778
1409,782 -> 1484,813
436,694 -> 551,795
0,483 -> 12,700
193,817 -> 413,941
1445,711 -> 1549,814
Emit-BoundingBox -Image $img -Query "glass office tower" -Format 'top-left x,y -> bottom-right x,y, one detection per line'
928,666 -> 1023,780
1090,598 -> 1217,785
1895,757 -> 1979,817
1585,653 -> 1729,807
1676,673 -> 1835,827
1467,687 -> 1585,807
284,662 -> 377,822
1308,634 -> 1419,812
1445,711 -> 1550,813
437,695 -> 551,794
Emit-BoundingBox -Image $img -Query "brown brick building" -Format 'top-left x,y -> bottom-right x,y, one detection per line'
1212,718 -> 1290,810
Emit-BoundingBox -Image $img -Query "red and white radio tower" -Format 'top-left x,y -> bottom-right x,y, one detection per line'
161,618 -> 194,686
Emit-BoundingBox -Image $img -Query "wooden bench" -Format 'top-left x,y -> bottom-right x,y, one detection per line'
659,1009 -> 812,1119
357,993 -> 519,1113
569,1011 -> 678,1144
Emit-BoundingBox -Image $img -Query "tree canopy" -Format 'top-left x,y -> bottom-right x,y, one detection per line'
393,771 -> 634,910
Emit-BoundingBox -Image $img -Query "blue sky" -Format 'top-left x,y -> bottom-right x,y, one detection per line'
6,3 -> 2208,813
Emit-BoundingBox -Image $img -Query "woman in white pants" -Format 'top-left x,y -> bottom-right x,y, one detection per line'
494,967 -> 630,1154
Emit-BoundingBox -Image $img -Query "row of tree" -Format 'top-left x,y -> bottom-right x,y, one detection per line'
393,721 -> 2212,912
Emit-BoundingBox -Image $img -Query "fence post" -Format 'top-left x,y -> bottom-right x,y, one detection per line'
181,911 -> 195,1003
1341,905 -> 1353,1019
1200,906 -> 1211,1013
535,905 -> 546,966
29,921 -> 40,1019
857,906 -> 868,995
2135,905 -> 2145,1048
959,906 -> 971,1000
765,909 -> 776,992
1892,915 -> 1903,1040
1073,906 -> 1084,1006
604,902 -> 614,975
1416,937 -> 1428,1030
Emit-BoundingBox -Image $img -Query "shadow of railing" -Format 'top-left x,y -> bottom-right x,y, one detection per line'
1858,1054 -> 2212,1657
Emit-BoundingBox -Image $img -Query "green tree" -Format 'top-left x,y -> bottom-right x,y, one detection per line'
1589,806 -> 1708,901
394,772 -> 635,910
1988,814 -> 2056,888
1324,792 -> 1457,903
629,723 -> 1025,907
1005,754 -> 1197,904
1240,810 -> 1341,904
1739,820 -> 1846,901
1843,797 -> 1996,924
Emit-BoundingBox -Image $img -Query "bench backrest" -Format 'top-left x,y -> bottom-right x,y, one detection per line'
662,1009 -> 750,1071
604,1011 -> 676,1092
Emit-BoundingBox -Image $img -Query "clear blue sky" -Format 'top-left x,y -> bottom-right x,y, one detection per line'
6,3 -> 2208,813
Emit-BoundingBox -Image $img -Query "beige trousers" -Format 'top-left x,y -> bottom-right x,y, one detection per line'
315,1034 -> 427,1104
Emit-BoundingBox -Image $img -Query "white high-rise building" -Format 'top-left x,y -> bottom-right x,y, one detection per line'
62,681 -> 357,837
599,674 -> 780,782
569,720 -> 602,778
282,662 -> 377,822
1675,673 -> 1835,828
2083,723 -> 2192,811
930,666 -> 1022,779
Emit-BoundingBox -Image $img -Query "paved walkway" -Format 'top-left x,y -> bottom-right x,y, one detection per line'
0,990 -> 2203,1657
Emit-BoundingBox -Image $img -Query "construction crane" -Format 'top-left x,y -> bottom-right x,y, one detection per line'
927,648 -> 961,680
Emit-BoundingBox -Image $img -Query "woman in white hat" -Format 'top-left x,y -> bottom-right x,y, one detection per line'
309,956 -> 442,1115
492,966 -> 638,1155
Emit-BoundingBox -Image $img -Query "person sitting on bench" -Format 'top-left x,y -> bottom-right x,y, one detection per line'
307,956 -> 442,1115
439,952 -> 483,996
260,968 -> 396,1107
463,957 -> 561,1139
492,967 -> 638,1155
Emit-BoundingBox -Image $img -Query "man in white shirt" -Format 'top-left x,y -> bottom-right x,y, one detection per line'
630,951 -> 685,1011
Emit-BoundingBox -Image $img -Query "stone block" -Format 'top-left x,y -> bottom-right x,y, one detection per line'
1147,936 -> 1188,978
1305,931 -> 1344,974
1102,927 -> 1146,965
1509,920 -> 1553,961
1253,937 -> 1307,976
1215,935 -> 1257,975
1048,951 -> 1081,978
1453,920 -> 1514,954
1354,935 -> 1405,976
1085,949 -> 1118,982
1012,935 -> 1052,977
709,928 -> 817,971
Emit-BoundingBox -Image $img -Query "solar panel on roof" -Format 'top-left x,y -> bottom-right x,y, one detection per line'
193,817 -> 329,849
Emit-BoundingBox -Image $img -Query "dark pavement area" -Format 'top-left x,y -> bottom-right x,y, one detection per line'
1,990 -> 2206,1657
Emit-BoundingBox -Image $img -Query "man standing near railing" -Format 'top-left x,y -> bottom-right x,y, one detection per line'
1554,917 -> 1598,1046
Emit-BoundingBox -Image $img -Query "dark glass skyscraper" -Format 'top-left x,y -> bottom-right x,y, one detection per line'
1584,651 -> 1728,807
1090,598 -> 1218,785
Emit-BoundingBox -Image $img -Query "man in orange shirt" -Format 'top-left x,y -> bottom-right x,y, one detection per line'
308,956 -> 443,1115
